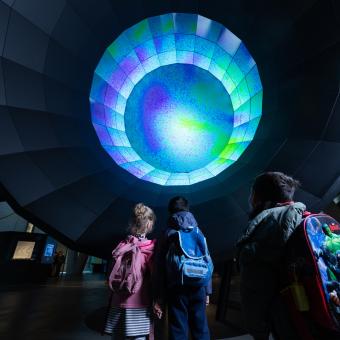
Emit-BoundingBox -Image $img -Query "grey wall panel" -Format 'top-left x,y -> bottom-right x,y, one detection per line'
2,59 -> 45,111
294,1 -> 340,59
0,60 -> 6,105
75,197 -> 141,253
230,182 -> 253,213
109,0 -> 149,32
26,191 -> 97,240
294,188 -> 322,210
294,78 -> 339,140
0,0 -> 15,7
43,78 -> 88,119
44,41 -> 90,93
9,107 -> 58,151
0,106 -> 23,155
0,1 -> 10,54
332,0 -> 340,24
324,87 -> 340,143
204,213 -> 249,258
27,147 -> 96,189
0,153 -> 55,206
295,142 -> 340,198
50,4 -> 100,67
48,115 -> 97,148
3,10 -> 49,73
24,147 -> 117,198
193,196 -> 245,226
267,140 -> 320,176
0,201 -> 27,232
56,170 -> 122,215
13,0 -> 66,35
68,0 -> 121,50
64,147 -> 112,176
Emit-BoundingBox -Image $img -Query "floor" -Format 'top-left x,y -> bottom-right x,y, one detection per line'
0,274 -> 248,340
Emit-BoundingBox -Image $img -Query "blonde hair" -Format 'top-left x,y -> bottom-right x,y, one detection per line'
129,203 -> 156,235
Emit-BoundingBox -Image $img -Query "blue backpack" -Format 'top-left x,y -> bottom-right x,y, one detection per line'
166,226 -> 213,287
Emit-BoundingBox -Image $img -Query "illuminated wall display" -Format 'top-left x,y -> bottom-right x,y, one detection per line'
90,13 -> 263,186
12,241 -> 35,260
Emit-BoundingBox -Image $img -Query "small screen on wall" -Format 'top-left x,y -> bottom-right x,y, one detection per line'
44,243 -> 55,257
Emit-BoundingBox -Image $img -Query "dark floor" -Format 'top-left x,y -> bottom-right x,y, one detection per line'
0,274 -> 247,340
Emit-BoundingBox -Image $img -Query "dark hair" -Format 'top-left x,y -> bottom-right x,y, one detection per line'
252,172 -> 300,203
168,196 -> 189,214
249,172 -> 300,219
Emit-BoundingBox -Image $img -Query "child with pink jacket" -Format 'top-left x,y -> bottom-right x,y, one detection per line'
105,203 -> 156,340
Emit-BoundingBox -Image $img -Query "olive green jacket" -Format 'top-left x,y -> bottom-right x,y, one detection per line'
237,202 -> 306,299
237,202 -> 306,269
236,202 -> 306,338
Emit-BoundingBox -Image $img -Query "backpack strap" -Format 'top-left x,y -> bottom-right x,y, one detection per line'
178,226 -> 207,259
303,211 -> 312,218
194,226 -> 210,258
109,254 -> 124,290
109,238 -> 138,290
112,238 -> 136,257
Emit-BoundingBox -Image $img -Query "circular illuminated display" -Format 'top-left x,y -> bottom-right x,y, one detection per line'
125,63 -> 234,173
90,13 -> 263,186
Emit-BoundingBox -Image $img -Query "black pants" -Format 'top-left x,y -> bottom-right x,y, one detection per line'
168,286 -> 210,340
241,288 -> 299,340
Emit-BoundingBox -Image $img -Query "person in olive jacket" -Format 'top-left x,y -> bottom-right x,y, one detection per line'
237,172 -> 305,340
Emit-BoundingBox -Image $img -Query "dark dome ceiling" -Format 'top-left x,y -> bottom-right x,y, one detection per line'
0,0 -> 339,258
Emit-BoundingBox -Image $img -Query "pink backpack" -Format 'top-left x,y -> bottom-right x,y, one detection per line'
109,236 -> 154,294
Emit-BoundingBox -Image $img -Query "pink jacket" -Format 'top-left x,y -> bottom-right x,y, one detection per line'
111,237 -> 156,308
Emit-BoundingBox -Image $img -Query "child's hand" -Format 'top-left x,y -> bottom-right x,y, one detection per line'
153,302 -> 163,319
206,295 -> 210,306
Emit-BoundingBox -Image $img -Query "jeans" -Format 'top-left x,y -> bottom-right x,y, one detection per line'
168,285 -> 210,340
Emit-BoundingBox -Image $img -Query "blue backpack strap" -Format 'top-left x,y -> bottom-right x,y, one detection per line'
178,226 -> 208,259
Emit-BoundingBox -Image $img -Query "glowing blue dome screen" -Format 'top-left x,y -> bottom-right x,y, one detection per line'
90,13 -> 263,186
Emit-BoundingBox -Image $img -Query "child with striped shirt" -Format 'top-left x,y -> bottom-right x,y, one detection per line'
106,203 -> 157,340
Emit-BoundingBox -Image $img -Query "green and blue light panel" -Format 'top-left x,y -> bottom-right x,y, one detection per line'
90,13 -> 263,186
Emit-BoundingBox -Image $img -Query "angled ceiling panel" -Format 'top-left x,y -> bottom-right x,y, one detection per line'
13,0 -> 66,35
2,59 -> 46,111
3,10 -> 49,73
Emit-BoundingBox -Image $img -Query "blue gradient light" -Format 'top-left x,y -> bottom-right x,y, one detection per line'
125,64 -> 234,173
90,13 -> 263,186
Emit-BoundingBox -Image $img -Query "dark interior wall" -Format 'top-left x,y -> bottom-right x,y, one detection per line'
0,231 -> 50,283
0,0 -> 339,258
0,201 -> 27,232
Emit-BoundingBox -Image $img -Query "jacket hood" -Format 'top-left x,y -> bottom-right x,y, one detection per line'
124,235 -> 156,251
168,211 -> 198,231
237,202 -> 306,246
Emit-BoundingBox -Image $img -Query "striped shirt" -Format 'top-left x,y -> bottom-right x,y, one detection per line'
105,306 -> 151,338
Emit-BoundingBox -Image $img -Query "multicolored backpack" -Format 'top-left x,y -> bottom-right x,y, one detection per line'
109,235 -> 154,294
283,213 -> 340,337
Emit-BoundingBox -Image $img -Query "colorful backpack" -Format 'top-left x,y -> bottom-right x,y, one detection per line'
283,213 -> 340,336
109,235 -> 154,294
166,226 -> 213,287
